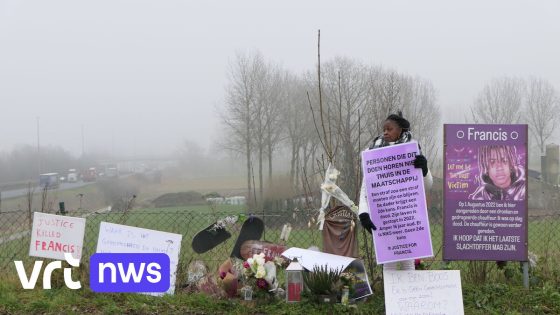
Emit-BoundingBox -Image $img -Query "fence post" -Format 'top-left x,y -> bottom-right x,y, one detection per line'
523,261 -> 529,288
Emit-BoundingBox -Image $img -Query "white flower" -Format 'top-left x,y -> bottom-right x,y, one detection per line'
254,253 -> 265,266
256,265 -> 266,278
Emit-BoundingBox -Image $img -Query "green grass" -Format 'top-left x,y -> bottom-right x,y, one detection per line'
1,276 -> 558,315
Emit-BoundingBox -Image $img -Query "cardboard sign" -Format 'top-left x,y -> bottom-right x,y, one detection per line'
361,142 -> 433,264
384,270 -> 464,315
96,222 -> 183,295
29,212 -> 86,261
444,124 -> 528,261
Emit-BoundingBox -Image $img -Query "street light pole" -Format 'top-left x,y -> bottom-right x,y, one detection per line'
81,124 -> 85,157
37,117 -> 41,175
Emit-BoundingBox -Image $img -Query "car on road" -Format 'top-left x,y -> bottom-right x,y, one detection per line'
67,169 -> 78,183
82,167 -> 97,182
39,173 -> 60,189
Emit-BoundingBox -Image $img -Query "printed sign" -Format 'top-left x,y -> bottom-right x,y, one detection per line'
361,142 -> 433,264
96,222 -> 183,295
444,124 -> 528,261
384,270 -> 464,315
29,212 -> 86,261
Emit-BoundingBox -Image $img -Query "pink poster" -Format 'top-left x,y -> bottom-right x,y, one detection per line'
361,142 -> 433,264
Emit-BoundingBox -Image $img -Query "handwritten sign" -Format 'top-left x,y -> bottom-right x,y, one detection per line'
96,222 -> 183,295
384,270 -> 464,315
361,142 -> 433,264
29,212 -> 86,261
444,124 -> 528,261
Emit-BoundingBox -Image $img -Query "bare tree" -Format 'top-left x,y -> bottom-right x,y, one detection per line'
400,76 -> 441,172
363,69 -> 442,173
250,58 -> 287,204
280,72 -> 315,189
264,69 -> 285,188
525,77 -> 560,154
470,77 -> 525,124
221,52 -> 263,208
320,57 -> 369,198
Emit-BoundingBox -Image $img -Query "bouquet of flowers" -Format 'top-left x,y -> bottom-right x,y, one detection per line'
217,258 -> 239,298
242,253 -> 277,296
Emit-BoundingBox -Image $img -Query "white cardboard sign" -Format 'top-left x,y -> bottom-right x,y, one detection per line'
96,222 -> 183,295
29,212 -> 86,261
383,270 -> 464,315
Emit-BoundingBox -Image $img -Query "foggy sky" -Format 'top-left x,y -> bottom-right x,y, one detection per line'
1,0 -> 559,158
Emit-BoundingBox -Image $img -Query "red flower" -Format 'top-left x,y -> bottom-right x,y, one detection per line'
243,261 -> 250,269
256,278 -> 268,289
219,271 -> 227,279
414,259 -> 421,266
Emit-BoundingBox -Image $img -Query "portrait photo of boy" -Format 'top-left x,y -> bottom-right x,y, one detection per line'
469,145 -> 526,201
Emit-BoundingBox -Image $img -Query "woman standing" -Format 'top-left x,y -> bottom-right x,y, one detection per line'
358,111 -> 433,271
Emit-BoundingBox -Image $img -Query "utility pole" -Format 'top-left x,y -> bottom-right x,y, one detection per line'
37,117 -> 41,175
81,124 -> 85,157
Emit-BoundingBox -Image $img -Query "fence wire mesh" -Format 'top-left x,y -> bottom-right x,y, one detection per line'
1,201 -> 559,287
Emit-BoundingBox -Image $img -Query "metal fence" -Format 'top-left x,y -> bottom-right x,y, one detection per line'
1,204 -> 559,287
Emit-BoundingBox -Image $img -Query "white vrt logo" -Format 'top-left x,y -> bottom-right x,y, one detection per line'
14,253 -> 81,289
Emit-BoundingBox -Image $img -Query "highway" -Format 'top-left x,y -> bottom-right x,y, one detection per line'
0,181 -> 96,199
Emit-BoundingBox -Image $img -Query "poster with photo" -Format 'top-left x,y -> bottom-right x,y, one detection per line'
444,124 -> 528,261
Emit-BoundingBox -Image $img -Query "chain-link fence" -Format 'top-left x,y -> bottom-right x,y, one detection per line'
1,202 -> 559,287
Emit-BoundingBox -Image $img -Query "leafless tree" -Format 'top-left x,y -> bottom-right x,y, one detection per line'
264,69 -> 286,188
363,70 -> 442,174
281,72 -> 315,189
320,57 -> 370,198
400,76 -> 441,172
366,70 -> 405,136
525,77 -> 560,154
470,77 -> 525,124
221,51 -> 264,208
252,61 -> 284,203
219,49 -> 443,203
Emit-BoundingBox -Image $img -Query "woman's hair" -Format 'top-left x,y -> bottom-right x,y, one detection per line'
386,111 -> 410,131
478,145 -> 520,184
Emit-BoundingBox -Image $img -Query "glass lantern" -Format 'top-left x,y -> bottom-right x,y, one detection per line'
241,286 -> 253,301
285,258 -> 304,303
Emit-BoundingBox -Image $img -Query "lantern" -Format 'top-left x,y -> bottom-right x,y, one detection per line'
285,258 -> 304,302
241,286 -> 253,301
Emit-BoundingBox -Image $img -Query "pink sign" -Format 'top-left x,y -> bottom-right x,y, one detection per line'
361,142 -> 433,264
